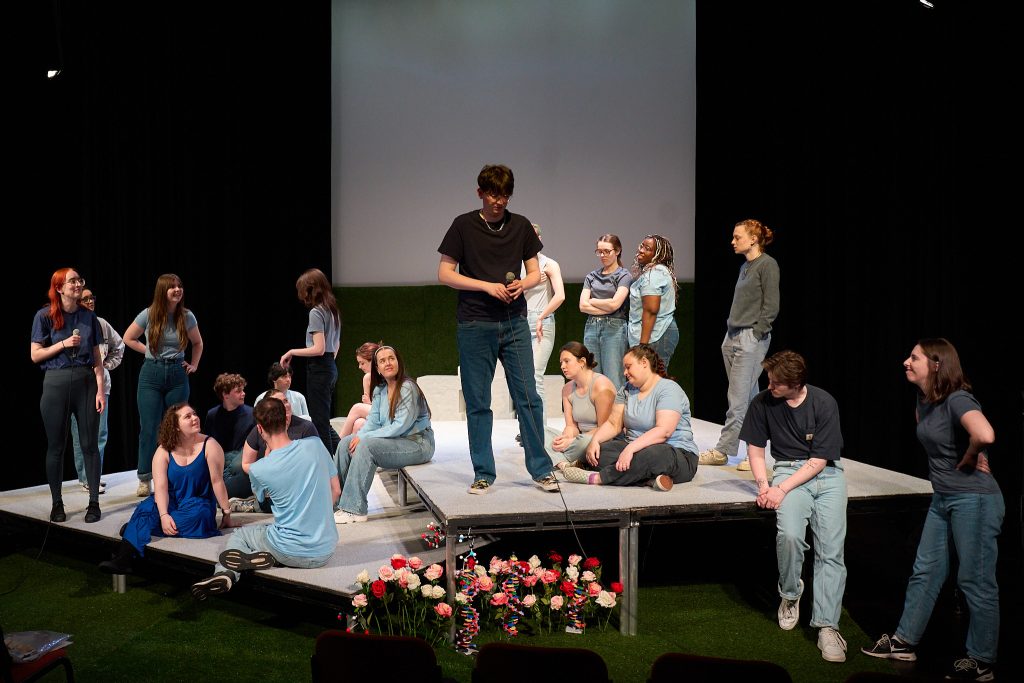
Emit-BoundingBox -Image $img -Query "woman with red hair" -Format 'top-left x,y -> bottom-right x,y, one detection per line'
30,267 -> 106,523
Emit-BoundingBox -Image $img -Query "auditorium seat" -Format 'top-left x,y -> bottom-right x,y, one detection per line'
310,629 -> 452,682
472,642 -> 612,683
647,651 -> 792,683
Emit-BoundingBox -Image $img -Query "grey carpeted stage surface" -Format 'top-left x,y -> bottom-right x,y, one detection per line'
0,418 -> 932,606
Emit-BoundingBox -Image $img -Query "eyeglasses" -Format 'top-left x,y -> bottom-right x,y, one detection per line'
66,277 -> 85,286
81,296 -> 96,303
595,249 -> 614,256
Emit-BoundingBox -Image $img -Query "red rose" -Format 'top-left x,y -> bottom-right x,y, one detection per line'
610,581 -> 624,594
582,557 -> 601,570
549,551 -> 563,564
561,580 -> 576,596
518,560 -> 531,574
390,556 -> 407,570
371,580 -> 386,598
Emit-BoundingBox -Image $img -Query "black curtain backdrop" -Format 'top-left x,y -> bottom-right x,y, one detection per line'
11,2 -> 1020,551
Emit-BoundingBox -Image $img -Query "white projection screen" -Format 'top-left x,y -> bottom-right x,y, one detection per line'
331,0 -> 695,285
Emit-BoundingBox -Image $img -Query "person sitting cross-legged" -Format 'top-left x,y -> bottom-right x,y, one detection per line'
191,396 -> 339,600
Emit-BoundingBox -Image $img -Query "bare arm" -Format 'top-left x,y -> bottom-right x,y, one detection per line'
281,330 -> 325,367
123,321 -> 147,355
612,409 -> 679,472
241,441 -> 259,474
761,457 -> 829,510
330,475 -> 341,504
585,403 -> 626,466
152,448 -> 178,536
184,325 -> 203,374
93,346 -> 106,413
639,295 -> 661,343
536,260 -> 566,321
438,255 -> 513,302
588,286 -> 630,314
30,341 -> 67,364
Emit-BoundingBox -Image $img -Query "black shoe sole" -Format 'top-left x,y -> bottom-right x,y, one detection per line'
219,549 -> 275,571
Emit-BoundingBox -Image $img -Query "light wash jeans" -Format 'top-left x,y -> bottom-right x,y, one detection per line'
527,310 -> 555,412
773,462 -> 847,629
583,316 -> 628,390
647,319 -> 679,371
335,428 -> 435,516
137,359 -> 190,482
895,491 -> 1004,663
543,425 -> 592,467
715,328 -> 771,457
457,317 -> 552,484
214,524 -> 331,583
73,393 -> 109,483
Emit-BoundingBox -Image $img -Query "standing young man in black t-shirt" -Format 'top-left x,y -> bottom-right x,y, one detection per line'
437,164 -> 558,494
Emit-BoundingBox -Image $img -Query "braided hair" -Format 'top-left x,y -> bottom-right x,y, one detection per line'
632,234 -> 679,297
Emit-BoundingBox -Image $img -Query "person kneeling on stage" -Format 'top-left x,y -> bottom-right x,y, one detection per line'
99,403 -> 237,574
560,344 -> 699,491
333,345 -> 434,524
191,397 -> 339,600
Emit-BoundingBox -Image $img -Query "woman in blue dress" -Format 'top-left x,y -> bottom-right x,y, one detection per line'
99,403 -> 237,573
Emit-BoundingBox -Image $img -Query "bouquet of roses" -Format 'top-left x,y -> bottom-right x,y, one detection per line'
350,553 -> 453,645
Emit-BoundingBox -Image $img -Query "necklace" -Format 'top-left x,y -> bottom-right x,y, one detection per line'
479,212 -> 506,232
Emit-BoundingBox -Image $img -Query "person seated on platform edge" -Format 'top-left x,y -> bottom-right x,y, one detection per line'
740,349 -> 848,664
191,397 -> 339,600
206,373 -> 255,502
560,344 -> 698,491
99,403 -> 237,574
436,163 -> 557,494
337,341 -> 381,439
254,362 -> 309,418
544,341 -> 616,468
333,344 -> 434,524
227,388 -> 320,513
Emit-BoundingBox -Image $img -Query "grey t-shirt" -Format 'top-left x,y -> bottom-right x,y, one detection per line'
916,390 -> 1000,494
133,308 -> 198,360
615,378 -> 697,453
583,266 -> 632,319
307,305 -> 340,354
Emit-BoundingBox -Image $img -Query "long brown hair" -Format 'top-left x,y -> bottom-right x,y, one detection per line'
369,345 -> 431,421
46,267 -> 75,330
916,338 -> 971,404
147,274 -> 190,356
296,268 -> 340,327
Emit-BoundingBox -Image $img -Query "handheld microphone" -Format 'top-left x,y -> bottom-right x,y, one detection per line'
70,329 -> 80,360
505,272 -> 516,285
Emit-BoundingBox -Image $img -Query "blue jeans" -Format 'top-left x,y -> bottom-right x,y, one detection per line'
136,359 -> 190,482
647,319 -> 680,370
773,462 -> 847,629
221,449 -> 252,499
73,393 -> 109,483
583,316 -> 628,390
457,317 -> 553,484
527,310 -> 555,412
214,524 -> 331,583
307,354 -> 341,455
335,429 -> 435,516
715,329 -> 770,457
895,491 -> 1004,663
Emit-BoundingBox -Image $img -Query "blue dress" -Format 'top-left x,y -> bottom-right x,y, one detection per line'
123,437 -> 219,555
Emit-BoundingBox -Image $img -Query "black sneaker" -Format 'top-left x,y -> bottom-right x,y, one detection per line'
50,503 -> 66,523
946,657 -> 994,681
84,502 -> 101,523
191,572 -> 234,601
219,549 -> 276,572
862,633 -> 917,662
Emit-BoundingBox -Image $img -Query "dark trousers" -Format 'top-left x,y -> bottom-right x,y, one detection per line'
596,436 -> 697,487
41,368 -> 100,504
307,354 -> 341,455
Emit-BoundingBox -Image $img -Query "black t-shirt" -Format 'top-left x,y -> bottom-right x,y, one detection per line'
739,384 -> 844,462
437,209 -> 543,322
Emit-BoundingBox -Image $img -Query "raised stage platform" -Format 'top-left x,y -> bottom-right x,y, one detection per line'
0,418 -> 933,636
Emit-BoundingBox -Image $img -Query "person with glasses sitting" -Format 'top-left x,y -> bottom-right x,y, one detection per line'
31,268 -> 106,523
579,234 -> 632,390
70,287 -> 124,495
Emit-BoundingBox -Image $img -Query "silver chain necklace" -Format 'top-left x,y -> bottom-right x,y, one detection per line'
479,212 -> 506,232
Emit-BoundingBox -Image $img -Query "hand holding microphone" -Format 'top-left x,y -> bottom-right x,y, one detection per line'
68,328 -> 81,360
504,271 -> 525,300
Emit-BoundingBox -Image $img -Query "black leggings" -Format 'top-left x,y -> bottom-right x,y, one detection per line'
596,437 -> 698,487
40,368 -> 100,504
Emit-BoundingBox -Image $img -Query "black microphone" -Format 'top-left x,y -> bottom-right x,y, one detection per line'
70,328 -> 80,360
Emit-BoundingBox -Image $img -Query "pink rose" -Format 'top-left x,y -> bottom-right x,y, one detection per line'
351,593 -> 368,608
523,594 -> 537,608
550,595 -> 564,610
407,556 -> 423,570
490,592 -> 509,606
434,602 -> 453,618
478,576 -> 494,592
378,565 -> 395,581
568,554 -> 582,567
522,574 -> 539,588
541,570 -> 560,584
588,582 -> 603,597
424,564 -> 444,581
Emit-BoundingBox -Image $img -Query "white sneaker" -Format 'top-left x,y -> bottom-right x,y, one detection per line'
777,579 -> 803,630
698,448 -> 728,466
136,480 -> 151,497
334,509 -> 368,524
735,458 -> 751,471
817,626 -> 847,662
228,496 -> 258,513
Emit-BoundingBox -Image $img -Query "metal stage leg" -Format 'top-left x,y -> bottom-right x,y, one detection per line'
112,574 -> 127,593
618,517 -> 639,635
398,471 -> 408,508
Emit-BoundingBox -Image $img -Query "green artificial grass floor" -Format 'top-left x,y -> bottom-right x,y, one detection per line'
1,532 -> 911,683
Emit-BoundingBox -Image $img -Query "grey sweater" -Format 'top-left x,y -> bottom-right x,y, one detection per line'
726,253 -> 780,340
